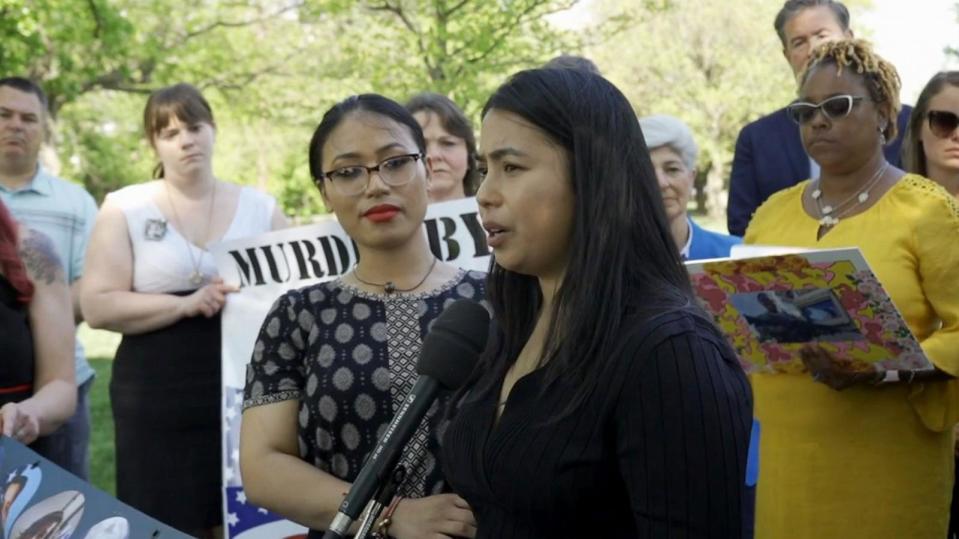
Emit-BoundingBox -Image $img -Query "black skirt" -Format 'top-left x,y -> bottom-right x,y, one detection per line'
111,310 -> 222,533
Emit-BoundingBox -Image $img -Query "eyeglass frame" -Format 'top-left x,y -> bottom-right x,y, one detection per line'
318,152 -> 426,195
927,110 -> 959,139
786,95 -> 868,125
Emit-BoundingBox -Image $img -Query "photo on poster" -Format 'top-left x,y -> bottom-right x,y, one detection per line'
9,490 -> 84,539
730,288 -> 863,343
2,463 -> 42,538
82,517 -> 129,539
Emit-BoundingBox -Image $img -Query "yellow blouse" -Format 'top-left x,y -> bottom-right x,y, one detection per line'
744,174 -> 959,539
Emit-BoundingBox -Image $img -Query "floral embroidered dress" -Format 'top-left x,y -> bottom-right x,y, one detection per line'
744,174 -> 959,538
243,270 -> 487,508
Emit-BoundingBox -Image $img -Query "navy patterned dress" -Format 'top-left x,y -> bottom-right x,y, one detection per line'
243,269 -> 487,519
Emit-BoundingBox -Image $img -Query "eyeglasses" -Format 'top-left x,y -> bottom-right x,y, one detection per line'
927,110 -> 959,139
786,95 -> 866,125
321,153 -> 424,196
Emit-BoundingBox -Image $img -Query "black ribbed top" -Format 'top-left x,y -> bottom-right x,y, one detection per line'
442,309 -> 752,538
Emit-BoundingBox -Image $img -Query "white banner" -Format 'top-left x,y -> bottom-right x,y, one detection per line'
211,197 -> 490,538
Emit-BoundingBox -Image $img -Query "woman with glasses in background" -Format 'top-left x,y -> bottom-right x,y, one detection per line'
901,70 -> 959,539
744,40 -> 959,538
240,94 -> 486,538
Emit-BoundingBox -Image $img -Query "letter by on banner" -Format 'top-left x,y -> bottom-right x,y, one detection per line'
425,217 -> 461,261
460,212 -> 490,258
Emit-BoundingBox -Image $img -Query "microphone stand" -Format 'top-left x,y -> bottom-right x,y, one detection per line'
354,465 -> 407,539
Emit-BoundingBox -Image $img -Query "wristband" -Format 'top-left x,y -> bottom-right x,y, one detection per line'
375,496 -> 403,538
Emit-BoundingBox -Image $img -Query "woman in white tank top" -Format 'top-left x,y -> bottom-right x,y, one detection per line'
79,83 -> 287,538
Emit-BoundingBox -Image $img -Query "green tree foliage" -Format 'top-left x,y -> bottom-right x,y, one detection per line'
590,0 -> 797,218
1,0 -> 588,217
0,0 -> 136,117
331,0 -> 583,113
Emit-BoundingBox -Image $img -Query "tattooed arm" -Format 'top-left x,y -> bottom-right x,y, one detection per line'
0,227 -> 77,444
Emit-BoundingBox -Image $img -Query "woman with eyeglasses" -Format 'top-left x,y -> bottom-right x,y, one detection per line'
743,40 -> 959,538
440,68 -> 752,537
240,94 -> 486,538
901,69 -> 959,539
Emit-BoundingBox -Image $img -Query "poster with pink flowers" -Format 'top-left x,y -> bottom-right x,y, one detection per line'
686,247 -> 931,375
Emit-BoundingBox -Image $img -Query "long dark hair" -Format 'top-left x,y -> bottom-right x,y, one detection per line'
903,71 -> 959,176
405,92 -> 481,196
308,94 -> 427,191
472,68 -> 695,417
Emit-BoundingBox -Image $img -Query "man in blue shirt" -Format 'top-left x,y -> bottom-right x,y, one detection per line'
726,0 -> 911,236
0,77 -> 98,479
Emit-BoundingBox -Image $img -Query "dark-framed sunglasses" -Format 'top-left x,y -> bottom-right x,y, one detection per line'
786,95 -> 866,125
927,110 -> 959,139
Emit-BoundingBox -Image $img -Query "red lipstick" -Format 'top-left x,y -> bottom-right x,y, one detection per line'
363,204 -> 401,223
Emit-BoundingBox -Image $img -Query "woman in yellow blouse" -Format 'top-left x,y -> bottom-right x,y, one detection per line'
744,39 -> 959,539
903,69 -> 959,538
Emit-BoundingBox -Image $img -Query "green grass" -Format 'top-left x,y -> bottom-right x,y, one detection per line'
80,323 -> 121,496
88,358 -> 116,496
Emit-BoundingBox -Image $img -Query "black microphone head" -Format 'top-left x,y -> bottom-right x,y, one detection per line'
417,299 -> 491,389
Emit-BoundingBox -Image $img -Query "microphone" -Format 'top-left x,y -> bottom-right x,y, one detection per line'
322,299 -> 490,539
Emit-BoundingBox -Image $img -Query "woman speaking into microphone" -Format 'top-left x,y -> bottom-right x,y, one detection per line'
440,67 -> 753,537
240,94 -> 486,538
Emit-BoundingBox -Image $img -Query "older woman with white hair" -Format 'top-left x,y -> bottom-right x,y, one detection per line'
639,114 -> 742,259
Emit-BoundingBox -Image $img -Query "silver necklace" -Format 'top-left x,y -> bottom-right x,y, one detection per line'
353,257 -> 438,294
164,180 -> 217,286
811,162 -> 888,227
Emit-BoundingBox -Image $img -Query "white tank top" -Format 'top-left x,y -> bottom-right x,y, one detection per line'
107,182 -> 277,293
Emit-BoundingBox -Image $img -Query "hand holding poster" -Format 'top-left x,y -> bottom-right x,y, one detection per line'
685,247 -> 932,375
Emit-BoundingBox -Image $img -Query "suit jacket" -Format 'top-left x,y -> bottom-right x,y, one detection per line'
726,105 -> 912,236
687,217 -> 742,261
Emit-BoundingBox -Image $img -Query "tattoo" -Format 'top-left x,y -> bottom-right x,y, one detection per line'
17,229 -> 65,285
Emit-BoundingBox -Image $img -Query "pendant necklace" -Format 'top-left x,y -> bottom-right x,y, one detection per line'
164,180 -> 217,287
811,162 -> 888,227
353,257 -> 438,294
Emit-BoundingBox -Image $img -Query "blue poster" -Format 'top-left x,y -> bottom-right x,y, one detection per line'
0,437 -> 190,539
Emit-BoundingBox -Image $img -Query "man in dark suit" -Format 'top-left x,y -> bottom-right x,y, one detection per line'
726,0 -> 912,236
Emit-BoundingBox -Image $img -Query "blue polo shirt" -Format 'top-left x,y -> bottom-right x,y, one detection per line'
0,166 -> 99,385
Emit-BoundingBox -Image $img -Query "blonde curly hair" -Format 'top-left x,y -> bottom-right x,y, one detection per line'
799,39 -> 902,142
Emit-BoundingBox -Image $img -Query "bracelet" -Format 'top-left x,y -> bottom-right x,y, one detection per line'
375,496 -> 403,538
